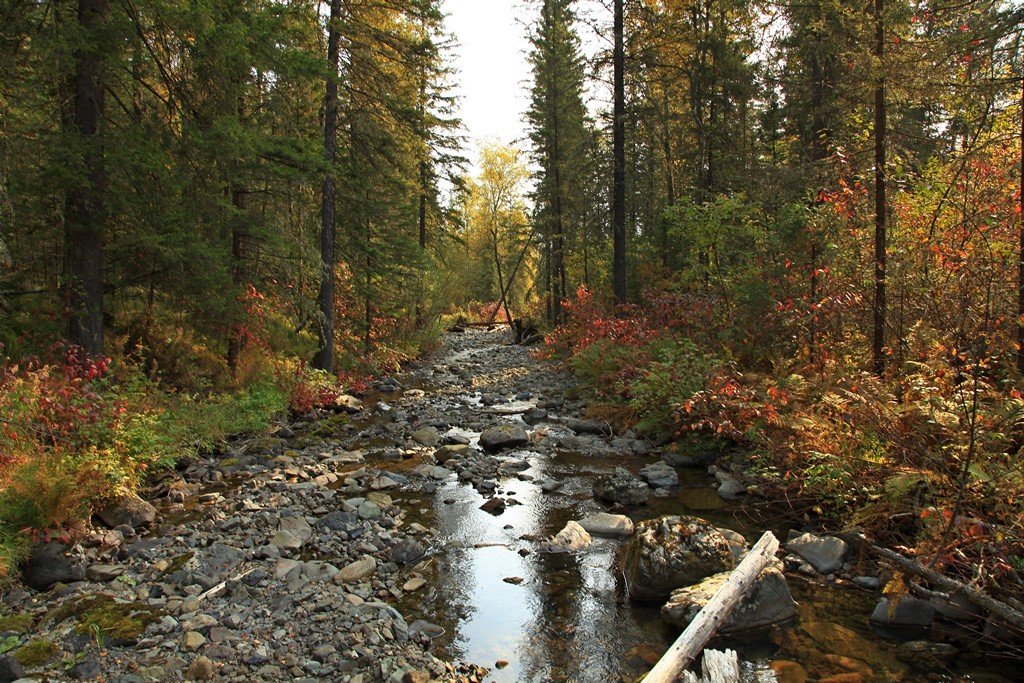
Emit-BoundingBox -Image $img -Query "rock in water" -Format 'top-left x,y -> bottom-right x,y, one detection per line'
785,532 -> 848,574
479,498 -> 506,515
391,538 -> 426,566
96,493 -> 157,529
622,515 -> 736,602
479,425 -> 529,452
543,521 -> 592,553
577,512 -> 634,538
593,468 -> 649,506
870,597 -> 936,629
410,427 -> 440,447
23,541 -> 87,590
661,566 -> 797,636
639,461 -> 679,488
565,418 -> 611,435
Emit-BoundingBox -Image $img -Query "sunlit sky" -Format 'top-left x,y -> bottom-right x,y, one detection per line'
445,0 -> 607,162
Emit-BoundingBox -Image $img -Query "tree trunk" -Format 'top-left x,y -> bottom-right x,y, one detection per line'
1017,44 -> 1023,374
227,183 -> 247,374
313,0 -> 342,372
612,0 -> 627,307
64,0 -> 108,355
871,0 -> 887,376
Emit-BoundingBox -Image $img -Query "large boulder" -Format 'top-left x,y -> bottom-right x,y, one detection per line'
23,541 -> 87,590
639,461 -> 679,488
543,521 -> 592,553
479,425 -> 529,452
622,516 -> 735,602
661,565 -> 797,636
577,512 -> 634,538
96,493 -> 157,529
785,532 -> 848,575
593,468 -> 649,506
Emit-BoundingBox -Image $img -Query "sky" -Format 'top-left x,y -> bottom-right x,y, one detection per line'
444,0 -> 607,165
444,0 -> 535,153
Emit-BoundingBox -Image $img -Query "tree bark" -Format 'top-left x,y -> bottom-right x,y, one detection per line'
872,0 -> 887,376
1017,44 -> 1023,374
313,0 -> 342,372
64,0 -> 108,355
612,0 -> 627,307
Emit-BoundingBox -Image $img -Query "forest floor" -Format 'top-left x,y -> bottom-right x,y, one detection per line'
0,329 -> 1017,682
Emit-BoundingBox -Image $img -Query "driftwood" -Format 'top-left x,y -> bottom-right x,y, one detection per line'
680,649 -> 742,683
642,532 -> 780,683
197,568 -> 255,602
837,532 -> 1024,631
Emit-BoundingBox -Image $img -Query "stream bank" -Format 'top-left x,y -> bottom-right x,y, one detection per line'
1,329 -> 1017,682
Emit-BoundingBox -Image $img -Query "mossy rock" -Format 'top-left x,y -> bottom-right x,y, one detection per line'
163,551 -> 195,575
14,638 -> 56,667
282,449 -> 301,459
0,613 -> 33,634
47,593 -> 163,646
218,457 -> 240,468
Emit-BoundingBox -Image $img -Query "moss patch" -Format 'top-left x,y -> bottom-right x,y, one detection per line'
0,613 -> 33,634
14,638 -> 56,667
47,593 -> 163,646
218,457 -> 239,468
163,551 -> 195,575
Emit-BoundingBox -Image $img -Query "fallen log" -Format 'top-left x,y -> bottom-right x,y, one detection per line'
642,531 -> 780,683
837,531 -> 1024,631
680,649 -> 742,683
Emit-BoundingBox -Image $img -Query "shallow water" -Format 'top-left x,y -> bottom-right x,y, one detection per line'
390,436 -> 1018,683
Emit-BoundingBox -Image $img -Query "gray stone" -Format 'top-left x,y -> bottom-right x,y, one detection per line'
186,655 -> 215,680
479,425 -> 529,452
86,564 -> 124,582
408,620 -> 444,639
662,566 -> 797,636
23,541 -> 86,590
335,557 -> 377,583
785,532 -> 848,574
390,538 -> 425,566
357,500 -> 382,520
639,461 -> 679,488
716,478 -> 747,500
565,419 -> 611,435
623,515 -> 736,602
270,530 -> 303,551
0,655 -> 25,683
410,427 -> 440,447
279,516 -> 313,543
593,468 -> 649,506
317,511 -> 357,531
97,493 -> 157,529
543,521 -> 592,553
577,513 -> 634,538
870,597 -> 936,629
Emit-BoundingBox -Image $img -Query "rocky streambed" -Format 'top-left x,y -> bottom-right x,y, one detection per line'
1,329 -> 1018,682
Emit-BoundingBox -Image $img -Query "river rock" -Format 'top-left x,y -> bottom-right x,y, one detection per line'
663,451 -> 717,467
479,498 -> 506,515
86,564 -> 124,582
479,425 -> 529,451
639,461 -> 679,488
593,468 -> 649,506
622,515 -> 736,602
661,566 -> 797,636
357,500 -> 382,520
0,654 -> 25,682
577,512 -> 634,538
522,408 -> 548,425
335,557 -> 377,583
565,419 -> 611,435
870,597 -> 935,629
785,532 -> 848,574
391,538 -> 426,566
23,541 -> 87,590
716,477 -> 747,500
96,493 -> 157,529
410,427 -> 440,447
543,521 -> 592,553
186,655 -> 215,680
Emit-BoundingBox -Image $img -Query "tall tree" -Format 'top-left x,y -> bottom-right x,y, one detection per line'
872,0 -> 887,375
612,0 -> 627,306
64,0 -> 108,354
313,0 -> 343,372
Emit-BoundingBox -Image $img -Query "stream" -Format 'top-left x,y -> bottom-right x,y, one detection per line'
364,329 -> 1016,683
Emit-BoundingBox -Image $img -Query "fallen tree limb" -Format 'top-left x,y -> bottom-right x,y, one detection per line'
837,532 -> 1024,631
642,531 -> 780,683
